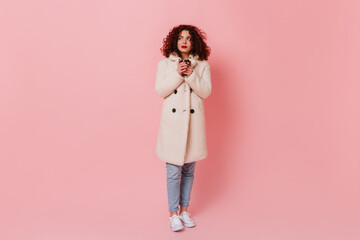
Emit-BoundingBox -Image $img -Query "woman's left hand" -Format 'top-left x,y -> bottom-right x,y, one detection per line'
184,64 -> 193,77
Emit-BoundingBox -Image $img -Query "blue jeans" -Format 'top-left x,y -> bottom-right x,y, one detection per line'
166,162 -> 196,212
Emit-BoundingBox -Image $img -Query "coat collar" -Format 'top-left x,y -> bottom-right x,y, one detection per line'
168,51 -> 198,69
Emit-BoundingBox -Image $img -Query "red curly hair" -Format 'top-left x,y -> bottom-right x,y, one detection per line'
160,24 -> 211,61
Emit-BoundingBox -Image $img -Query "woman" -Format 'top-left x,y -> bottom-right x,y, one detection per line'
155,24 -> 212,231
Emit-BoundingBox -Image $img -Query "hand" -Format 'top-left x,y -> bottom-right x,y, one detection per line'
177,60 -> 191,76
183,64 -> 193,77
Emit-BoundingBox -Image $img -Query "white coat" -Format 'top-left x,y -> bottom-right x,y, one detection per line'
155,51 -> 212,166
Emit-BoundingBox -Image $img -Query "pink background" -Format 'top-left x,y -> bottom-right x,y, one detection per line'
1,0 -> 359,239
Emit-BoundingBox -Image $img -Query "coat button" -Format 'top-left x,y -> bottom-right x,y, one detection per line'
190,88 -> 192,93
172,108 -> 176,113
174,89 -> 177,94
190,109 -> 195,113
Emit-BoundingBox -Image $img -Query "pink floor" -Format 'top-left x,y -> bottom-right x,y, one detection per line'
1,159 -> 359,240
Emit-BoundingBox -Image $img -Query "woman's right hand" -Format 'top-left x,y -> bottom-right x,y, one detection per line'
177,60 -> 188,76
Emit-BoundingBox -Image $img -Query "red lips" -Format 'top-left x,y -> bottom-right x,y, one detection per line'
181,46 -> 187,48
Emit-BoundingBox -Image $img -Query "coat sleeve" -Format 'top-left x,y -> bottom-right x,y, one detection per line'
185,61 -> 212,99
155,59 -> 184,98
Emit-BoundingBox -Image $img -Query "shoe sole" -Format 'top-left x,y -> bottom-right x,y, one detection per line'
172,225 -> 184,231
183,223 -> 196,228
179,218 -> 196,227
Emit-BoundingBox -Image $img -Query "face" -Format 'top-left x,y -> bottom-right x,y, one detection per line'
177,30 -> 192,55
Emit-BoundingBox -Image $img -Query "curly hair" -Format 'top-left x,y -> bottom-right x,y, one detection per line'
160,24 -> 211,61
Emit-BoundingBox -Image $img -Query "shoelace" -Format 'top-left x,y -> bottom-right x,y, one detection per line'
168,215 -> 182,227
180,212 -> 193,222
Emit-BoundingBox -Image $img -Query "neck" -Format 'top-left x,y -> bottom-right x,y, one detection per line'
181,53 -> 189,60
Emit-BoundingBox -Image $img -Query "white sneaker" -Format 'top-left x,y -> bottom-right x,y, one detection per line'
179,211 -> 196,227
168,214 -> 184,231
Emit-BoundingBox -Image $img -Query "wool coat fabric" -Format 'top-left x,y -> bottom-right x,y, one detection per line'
155,51 -> 212,166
